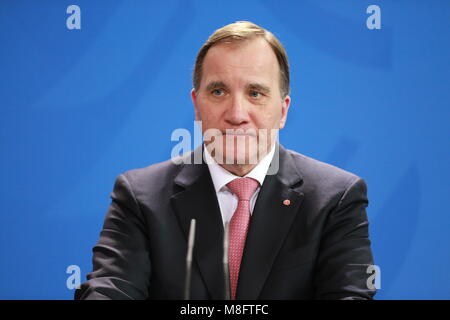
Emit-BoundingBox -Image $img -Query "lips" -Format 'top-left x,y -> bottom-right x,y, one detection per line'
224,133 -> 256,137
221,129 -> 257,137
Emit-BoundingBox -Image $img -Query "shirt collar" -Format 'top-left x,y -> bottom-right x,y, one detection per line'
204,143 -> 276,193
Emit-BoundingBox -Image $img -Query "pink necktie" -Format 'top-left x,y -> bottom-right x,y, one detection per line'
226,177 -> 260,300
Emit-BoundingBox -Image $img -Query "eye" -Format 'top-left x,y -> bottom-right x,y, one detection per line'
212,89 -> 224,96
249,91 -> 262,98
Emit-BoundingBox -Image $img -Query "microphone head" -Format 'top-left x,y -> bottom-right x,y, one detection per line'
187,219 -> 196,261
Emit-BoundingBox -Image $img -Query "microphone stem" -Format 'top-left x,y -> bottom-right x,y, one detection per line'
184,219 -> 196,300
223,221 -> 231,300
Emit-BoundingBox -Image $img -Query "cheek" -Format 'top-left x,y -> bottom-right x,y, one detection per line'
252,107 -> 282,128
197,105 -> 221,128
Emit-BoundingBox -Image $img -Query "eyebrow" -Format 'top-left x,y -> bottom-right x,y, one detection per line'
247,83 -> 271,95
205,81 -> 271,94
206,81 -> 228,92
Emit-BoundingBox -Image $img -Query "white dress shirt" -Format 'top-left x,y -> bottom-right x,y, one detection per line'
203,144 -> 276,226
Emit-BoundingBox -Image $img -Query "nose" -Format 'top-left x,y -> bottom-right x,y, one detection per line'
224,95 -> 249,126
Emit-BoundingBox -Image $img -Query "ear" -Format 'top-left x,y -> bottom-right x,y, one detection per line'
191,88 -> 201,121
279,95 -> 291,129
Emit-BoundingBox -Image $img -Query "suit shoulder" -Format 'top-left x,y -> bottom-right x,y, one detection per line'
117,157 -> 183,194
286,149 -> 363,189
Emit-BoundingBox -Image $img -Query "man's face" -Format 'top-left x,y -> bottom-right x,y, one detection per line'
191,37 -> 291,165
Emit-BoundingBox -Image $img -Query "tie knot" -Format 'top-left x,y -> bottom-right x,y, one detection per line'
226,177 -> 260,201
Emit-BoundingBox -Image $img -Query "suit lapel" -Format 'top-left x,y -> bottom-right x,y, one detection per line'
169,144 -> 305,300
237,145 -> 305,299
170,146 -> 226,299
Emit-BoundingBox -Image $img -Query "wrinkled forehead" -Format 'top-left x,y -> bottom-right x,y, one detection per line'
201,38 -> 280,87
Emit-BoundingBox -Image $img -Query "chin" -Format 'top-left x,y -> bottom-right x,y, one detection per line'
223,147 -> 259,165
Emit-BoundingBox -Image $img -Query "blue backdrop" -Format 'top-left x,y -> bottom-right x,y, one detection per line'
1,0 -> 449,300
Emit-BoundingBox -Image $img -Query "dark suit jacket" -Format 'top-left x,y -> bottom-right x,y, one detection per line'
75,144 -> 376,300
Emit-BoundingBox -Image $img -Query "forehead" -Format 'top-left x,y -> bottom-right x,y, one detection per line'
201,37 -> 280,85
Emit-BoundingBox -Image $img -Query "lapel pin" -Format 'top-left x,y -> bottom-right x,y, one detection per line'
283,199 -> 291,206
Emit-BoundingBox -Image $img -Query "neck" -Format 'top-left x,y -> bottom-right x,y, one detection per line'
203,141 -> 276,177
219,163 -> 258,177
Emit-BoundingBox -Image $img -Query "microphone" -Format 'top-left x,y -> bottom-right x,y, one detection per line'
184,218 -> 196,300
223,221 -> 231,300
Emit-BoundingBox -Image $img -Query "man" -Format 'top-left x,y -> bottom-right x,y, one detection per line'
75,21 -> 376,300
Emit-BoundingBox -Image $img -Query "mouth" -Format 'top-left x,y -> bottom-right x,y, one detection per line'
221,130 -> 257,137
223,133 -> 256,137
